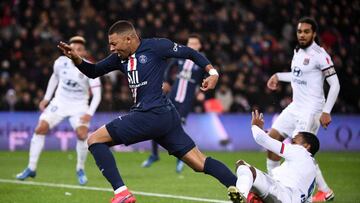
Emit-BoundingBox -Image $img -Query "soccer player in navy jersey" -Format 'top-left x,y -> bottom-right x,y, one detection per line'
58,20 -> 236,203
141,34 -> 207,173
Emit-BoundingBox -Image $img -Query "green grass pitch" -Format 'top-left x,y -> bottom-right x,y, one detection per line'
0,151 -> 359,202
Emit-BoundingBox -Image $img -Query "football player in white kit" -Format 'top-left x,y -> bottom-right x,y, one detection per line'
228,110 -> 319,203
16,36 -> 102,185
266,17 -> 340,202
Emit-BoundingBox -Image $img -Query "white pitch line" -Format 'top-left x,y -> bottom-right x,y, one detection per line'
0,179 -> 230,203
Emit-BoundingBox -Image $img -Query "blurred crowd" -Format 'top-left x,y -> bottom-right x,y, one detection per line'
1,0 -> 359,113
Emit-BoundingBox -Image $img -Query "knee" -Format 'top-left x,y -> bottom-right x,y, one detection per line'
192,164 -> 204,173
87,133 -> 97,146
235,160 -> 256,180
35,122 -> 49,134
76,127 -> 88,140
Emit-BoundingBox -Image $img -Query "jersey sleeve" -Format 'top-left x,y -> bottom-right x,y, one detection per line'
44,59 -> 61,100
87,78 -> 102,116
251,125 -> 301,160
317,50 -> 334,70
153,38 -> 211,68
77,54 -> 121,78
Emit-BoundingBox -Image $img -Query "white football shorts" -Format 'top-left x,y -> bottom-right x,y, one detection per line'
39,99 -> 89,129
272,105 -> 321,138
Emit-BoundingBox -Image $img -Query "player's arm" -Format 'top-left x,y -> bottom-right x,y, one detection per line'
87,78 -> 102,116
40,62 -> 60,111
251,110 -> 295,159
81,78 -> 102,123
267,72 -> 292,90
58,42 -> 119,78
319,55 -> 340,128
154,38 -> 218,91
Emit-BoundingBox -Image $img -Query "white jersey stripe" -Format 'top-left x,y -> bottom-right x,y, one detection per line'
175,59 -> 193,103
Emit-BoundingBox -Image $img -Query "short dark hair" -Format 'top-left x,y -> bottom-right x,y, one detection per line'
188,33 -> 202,44
298,132 -> 320,156
108,20 -> 135,35
298,17 -> 318,33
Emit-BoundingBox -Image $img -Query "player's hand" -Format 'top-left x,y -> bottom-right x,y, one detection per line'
320,112 -> 331,129
162,82 -> 171,94
39,99 -> 49,111
80,114 -> 92,123
251,109 -> 264,129
200,75 -> 218,91
57,41 -> 82,65
267,74 -> 279,90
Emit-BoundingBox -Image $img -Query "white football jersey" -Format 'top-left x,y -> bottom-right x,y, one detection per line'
289,42 -> 334,114
272,144 -> 316,201
52,56 -> 101,104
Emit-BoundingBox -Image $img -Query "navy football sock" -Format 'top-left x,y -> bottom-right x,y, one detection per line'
89,143 -> 124,190
204,157 -> 237,187
151,140 -> 159,157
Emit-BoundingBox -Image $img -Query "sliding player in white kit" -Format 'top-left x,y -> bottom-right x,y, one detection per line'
266,17 -> 340,202
228,110 -> 320,203
16,36 -> 102,185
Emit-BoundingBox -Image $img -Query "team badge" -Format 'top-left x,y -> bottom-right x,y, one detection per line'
303,58 -> 310,65
139,55 -> 148,64
293,66 -> 303,77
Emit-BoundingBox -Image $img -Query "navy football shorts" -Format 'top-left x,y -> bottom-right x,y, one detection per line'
106,105 -> 195,158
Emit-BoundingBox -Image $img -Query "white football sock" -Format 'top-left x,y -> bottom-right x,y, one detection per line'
76,139 -> 88,171
236,165 -> 254,198
315,163 -> 331,192
266,158 -> 280,175
28,134 -> 45,171
114,185 -> 128,194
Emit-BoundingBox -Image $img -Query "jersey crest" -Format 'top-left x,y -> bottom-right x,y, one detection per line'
303,58 -> 310,65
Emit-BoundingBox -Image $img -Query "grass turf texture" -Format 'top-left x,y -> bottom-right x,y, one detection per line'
0,151 -> 359,203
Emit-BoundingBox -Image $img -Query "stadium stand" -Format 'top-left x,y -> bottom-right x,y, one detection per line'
0,0 -> 358,113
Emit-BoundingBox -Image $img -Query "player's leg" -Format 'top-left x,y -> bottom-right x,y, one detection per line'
230,160 -> 292,203
75,125 -> 89,185
87,125 -> 136,203
228,160 -> 257,203
175,117 -> 187,173
88,110 -> 162,203
313,163 -> 334,202
16,120 -> 49,180
70,112 -> 90,185
176,158 -> 184,173
141,140 -> 159,168
17,104 -> 64,180
298,113 -> 334,202
155,107 -> 237,188
181,147 -> 237,187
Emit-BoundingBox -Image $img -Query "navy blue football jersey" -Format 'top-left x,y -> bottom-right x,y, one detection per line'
76,38 -> 210,111
165,58 -> 206,118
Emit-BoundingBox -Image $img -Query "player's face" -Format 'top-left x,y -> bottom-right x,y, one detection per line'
109,33 -> 131,60
297,23 -> 316,49
70,43 -> 87,58
187,38 -> 201,51
292,134 -> 310,151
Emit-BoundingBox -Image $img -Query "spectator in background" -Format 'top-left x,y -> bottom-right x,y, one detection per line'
0,0 -> 358,113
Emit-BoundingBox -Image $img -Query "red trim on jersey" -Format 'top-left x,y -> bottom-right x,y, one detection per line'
130,57 -> 135,71
90,85 -> 101,88
326,57 -> 330,65
280,143 -> 285,154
